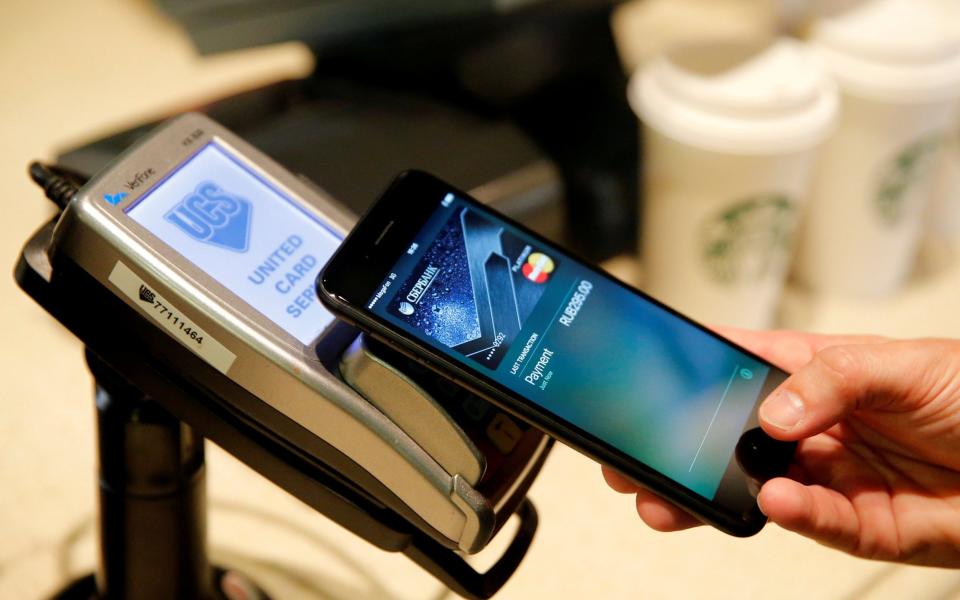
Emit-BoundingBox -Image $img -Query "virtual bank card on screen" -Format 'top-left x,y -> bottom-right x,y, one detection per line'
387,207 -> 557,369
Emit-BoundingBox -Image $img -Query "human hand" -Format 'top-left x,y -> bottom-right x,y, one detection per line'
602,329 -> 960,567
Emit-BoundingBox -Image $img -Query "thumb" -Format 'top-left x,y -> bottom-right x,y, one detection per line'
758,340 -> 930,440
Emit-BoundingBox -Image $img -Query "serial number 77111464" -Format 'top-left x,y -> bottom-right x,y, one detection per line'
151,300 -> 204,345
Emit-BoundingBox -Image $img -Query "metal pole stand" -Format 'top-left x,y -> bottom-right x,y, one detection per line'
51,350 -> 270,600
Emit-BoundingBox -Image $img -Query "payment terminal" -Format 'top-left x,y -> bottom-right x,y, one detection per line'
18,113 -> 550,597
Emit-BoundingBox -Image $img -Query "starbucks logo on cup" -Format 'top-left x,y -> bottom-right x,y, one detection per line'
875,133 -> 943,227
700,194 -> 797,285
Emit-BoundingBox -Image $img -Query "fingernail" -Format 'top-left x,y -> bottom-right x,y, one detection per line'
760,390 -> 805,431
756,493 -> 768,516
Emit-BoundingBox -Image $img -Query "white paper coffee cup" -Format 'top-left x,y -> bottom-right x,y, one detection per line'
792,0 -> 960,297
631,38 -> 837,328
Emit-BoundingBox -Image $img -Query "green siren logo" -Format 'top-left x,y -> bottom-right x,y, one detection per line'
701,194 -> 797,285
876,134 -> 943,227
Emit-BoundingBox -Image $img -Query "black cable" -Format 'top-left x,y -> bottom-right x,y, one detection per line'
28,161 -> 84,210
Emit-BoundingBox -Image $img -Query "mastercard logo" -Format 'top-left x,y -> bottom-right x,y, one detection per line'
521,252 -> 555,283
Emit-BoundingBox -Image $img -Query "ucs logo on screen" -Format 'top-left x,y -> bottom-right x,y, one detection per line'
165,182 -> 252,252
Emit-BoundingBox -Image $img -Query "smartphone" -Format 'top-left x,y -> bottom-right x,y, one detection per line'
318,171 -> 795,536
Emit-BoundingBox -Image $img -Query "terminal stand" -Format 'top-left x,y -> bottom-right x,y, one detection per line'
53,350 -> 268,600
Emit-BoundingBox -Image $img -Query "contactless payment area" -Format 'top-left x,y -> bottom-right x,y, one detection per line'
127,142 -> 340,345
370,194 -> 769,500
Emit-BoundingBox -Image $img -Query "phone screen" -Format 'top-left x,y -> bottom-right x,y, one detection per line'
369,189 -> 783,495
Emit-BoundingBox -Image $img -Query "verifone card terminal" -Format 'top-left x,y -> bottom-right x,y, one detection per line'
46,113 -> 549,554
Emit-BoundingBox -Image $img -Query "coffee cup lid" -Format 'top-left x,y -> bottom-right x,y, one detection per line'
630,38 -> 838,154
811,0 -> 960,103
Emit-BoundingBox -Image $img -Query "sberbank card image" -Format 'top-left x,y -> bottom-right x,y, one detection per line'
389,207 -> 556,369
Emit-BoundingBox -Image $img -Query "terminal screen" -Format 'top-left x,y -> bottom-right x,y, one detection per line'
127,142 -> 341,344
